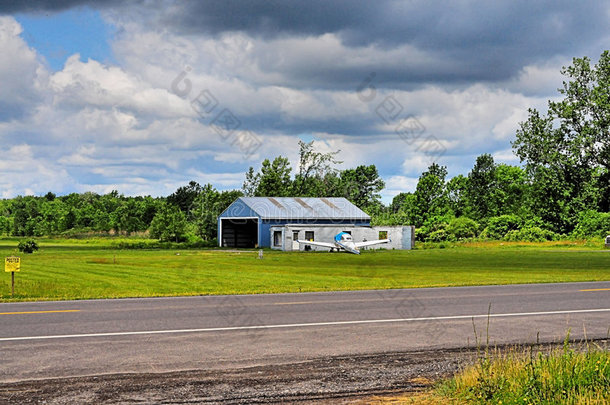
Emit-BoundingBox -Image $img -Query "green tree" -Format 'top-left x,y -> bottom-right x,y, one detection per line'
242,167 -> 259,197
512,51 -> 610,232
111,199 -> 147,234
149,203 -> 188,242
466,154 -> 497,220
0,215 -> 11,236
245,156 -> 293,197
191,185 -> 243,240
411,163 -> 449,227
293,140 -> 342,196
10,196 -> 41,236
390,192 -> 414,214
446,175 -> 469,217
167,181 -> 203,213
37,199 -> 68,235
340,165 -> 385,213
491,164 -> 528,217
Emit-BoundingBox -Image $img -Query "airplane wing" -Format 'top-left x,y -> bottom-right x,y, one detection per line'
297,240 -> 336,249
354,239 -> 390,248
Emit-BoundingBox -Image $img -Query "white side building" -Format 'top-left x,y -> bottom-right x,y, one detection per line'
269,224 -> 415,252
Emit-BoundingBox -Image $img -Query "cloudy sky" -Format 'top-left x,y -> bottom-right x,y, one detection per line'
1,1 -> 608,202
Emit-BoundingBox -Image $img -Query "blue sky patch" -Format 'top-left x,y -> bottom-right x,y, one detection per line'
16,7 -> 115,71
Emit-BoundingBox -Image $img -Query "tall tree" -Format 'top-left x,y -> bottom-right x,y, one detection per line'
245,156 -> 293,197
491,164 -> 528,217
446,175 -> 469,217
466,154 -> 497,220
340,165 -> 385,213
167,181 -> 203,213
293,140 -> 342,196
411,163 -> 449,227
150,203 -> 188,242
242,167 -> 259,197
512,51 -> 610,232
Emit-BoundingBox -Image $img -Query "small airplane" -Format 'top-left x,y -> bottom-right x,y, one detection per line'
297,232 -> 390,255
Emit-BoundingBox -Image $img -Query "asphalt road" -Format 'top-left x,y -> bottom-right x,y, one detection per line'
0,281 -> 609,383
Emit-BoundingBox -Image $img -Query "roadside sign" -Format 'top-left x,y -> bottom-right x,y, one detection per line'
5,256 -> 20,272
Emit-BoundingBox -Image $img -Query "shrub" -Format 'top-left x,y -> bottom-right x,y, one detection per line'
417,214 -> 454,242
480,215 -> 521,240
18,239 -> 39,253
504,226 -> 558,242
446,217 -> 479,240
427,228 -> 453,242
572,210 -> 610,238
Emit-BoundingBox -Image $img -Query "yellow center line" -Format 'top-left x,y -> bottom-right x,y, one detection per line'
580,288 -> 610,292
0,310 -> 80,316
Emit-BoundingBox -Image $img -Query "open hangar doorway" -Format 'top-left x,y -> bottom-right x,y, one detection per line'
219,218 -> 258,248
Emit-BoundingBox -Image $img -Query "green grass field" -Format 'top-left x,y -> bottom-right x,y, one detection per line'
1,238 -> 609,301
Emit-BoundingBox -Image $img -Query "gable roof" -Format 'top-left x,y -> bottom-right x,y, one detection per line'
236,197 -> 370,220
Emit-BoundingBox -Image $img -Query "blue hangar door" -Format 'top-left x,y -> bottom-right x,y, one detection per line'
220,218 -> 258,248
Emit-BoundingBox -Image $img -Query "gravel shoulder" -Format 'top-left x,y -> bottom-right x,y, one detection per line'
0,348 -> 474,404
2,341 -> 605,404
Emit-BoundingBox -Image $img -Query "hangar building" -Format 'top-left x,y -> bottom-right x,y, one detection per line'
218,197 -> 414,251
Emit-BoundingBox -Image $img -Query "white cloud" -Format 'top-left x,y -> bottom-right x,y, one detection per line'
0,144 -> 74,197
507,60 -> 568,96
0,11 -> 582,200
493,148 -> 521,165
381,175 -> 419,203
0,16 -> 47,121
49,54 -> 193,119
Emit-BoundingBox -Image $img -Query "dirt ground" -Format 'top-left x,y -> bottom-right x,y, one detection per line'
2,341 -> 602,404
0,347 -> 476,404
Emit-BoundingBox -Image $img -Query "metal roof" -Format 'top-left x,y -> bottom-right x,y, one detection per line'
238,197 -> 370,220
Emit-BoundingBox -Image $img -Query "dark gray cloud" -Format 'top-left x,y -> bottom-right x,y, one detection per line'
159,1 -> 606,53
4,0 -> 607,88
154,0 -> 610,87
0,0 -> 130,14
159,0 -> 374,38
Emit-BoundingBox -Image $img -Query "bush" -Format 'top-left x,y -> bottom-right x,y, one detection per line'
480,215 -> 521,240
110,238 -> 217,250
446,217 -> 479,240
18,239 -> 39,253
427,228 -> 453,242
504,226 -> 558,242
572,210 -> 610,238
417,214 -> 454,242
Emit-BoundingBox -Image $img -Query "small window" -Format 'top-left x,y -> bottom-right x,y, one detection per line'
379,231 -> 388,240
293,231 -> 299,240
273,231 -> 282,247
305,231 -> 314,241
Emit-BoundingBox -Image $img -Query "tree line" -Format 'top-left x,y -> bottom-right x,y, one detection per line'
0,141 -> 387,243
0,51 -> 608,243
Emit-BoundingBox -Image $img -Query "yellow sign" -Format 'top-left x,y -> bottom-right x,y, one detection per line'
5,257 -> 20,272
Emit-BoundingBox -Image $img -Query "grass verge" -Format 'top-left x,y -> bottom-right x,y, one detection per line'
362,337 -> 610,404
1,238 -> 609,301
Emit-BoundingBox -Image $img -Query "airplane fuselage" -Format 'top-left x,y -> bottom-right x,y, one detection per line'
297,231 -> 389,255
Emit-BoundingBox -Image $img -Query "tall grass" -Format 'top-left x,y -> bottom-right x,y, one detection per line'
435,335 -> 610,404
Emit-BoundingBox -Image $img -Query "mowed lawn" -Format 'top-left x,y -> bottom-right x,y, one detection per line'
1,239 -> 609,301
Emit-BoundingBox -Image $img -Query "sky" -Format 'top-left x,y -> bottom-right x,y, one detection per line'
0,1 -> 608,203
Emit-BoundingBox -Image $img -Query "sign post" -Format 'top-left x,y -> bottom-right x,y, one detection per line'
5,256 -> 20,297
